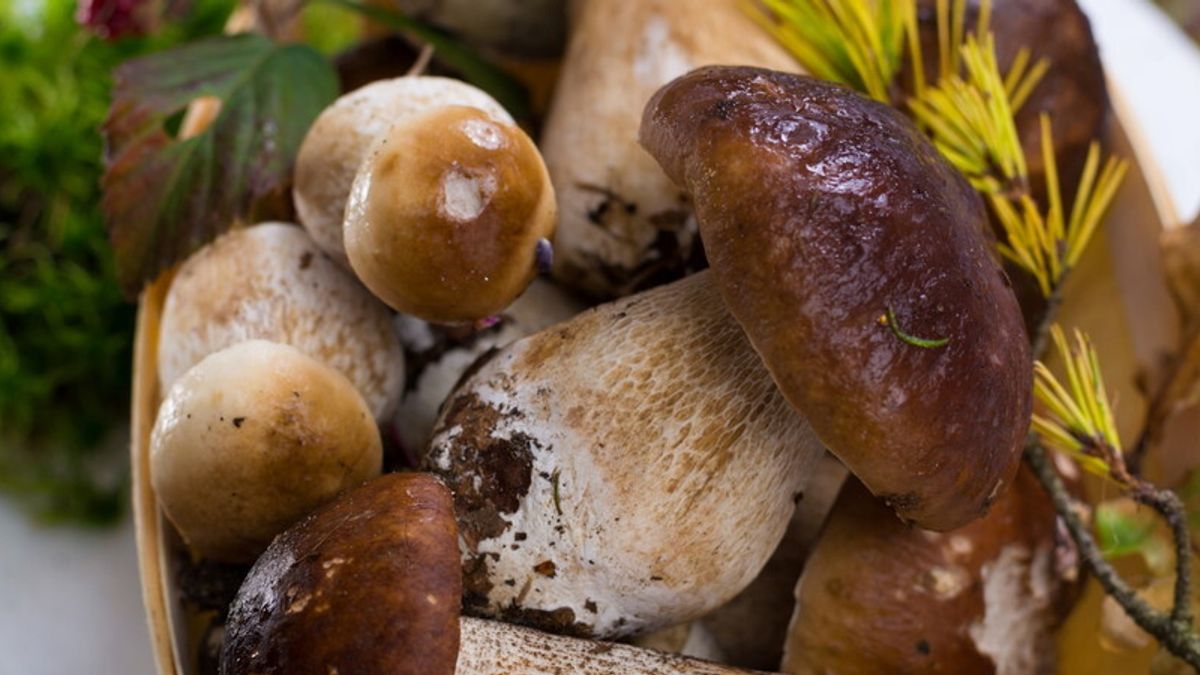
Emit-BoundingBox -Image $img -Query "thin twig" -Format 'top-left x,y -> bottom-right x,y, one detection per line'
1026,441 -> 1200,669
1133,483 -> 1195,629
1029,284 -> 1062,359
1027,290 -> 1200,666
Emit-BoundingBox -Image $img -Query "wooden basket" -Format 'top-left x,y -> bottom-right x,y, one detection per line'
131,86 -> 1186,675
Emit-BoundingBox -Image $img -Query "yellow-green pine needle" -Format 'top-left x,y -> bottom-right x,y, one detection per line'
1032,325 -> 1123,479
748,0 -> 909,102
990,115 -> 1128,297
908,34 -> 1032,195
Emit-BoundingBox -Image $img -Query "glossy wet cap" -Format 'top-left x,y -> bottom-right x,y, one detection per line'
221,472 -> 462,675
345,105 -> 556,324
640,66 -> 1032,531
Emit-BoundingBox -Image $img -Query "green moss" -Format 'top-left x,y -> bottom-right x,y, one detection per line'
0,0 -> 233,525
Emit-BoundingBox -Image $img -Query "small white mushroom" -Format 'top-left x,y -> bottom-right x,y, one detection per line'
426,271 -> 824,638
158,222 -> 403,421
293,76 -> 512,267
541,0 -> 797,298
150,340 -> 382,563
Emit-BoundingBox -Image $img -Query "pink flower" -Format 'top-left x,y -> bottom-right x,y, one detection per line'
76,0 -> 156,40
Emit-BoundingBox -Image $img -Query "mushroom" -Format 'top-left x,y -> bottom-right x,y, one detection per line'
426,66 -> 1031,637
293,76 -> 512,267
344,104 -> 557,323
426,270 -> 822,638
150,340 -> 382,563
457,617 -> 753,674
222,472 -> 461,674
640,65 -> 1032,530
221,471 -> 763,674
158,222 -> 403,421
906,0 -> 1107,207
392,277 -> 586,457
781,467 -> 1076,674
540,0 -> 798,299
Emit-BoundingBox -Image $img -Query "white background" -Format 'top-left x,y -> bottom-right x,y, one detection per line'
1,1 -> 1198,673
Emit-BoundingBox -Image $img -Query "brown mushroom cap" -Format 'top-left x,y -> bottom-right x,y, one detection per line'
345,105 -> 557,324
782,467 -> 1073,674
640,66 -> 1032,531
294,77 -> 513,267
221,472 -> 462,675
150,340 -> 382,563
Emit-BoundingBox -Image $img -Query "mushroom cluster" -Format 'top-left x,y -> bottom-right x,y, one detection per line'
141,1 -> 1111,672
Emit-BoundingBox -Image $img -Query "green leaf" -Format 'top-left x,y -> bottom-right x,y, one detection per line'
317,0 -> 530,121
1096,501 -> 1157,558
102,33 -> 338,295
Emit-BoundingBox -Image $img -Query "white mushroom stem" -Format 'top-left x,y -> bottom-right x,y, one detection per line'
541,0 -> 798,297
458,617 -> 768,674
699,454 -> 848,668
428,271 -> 826,638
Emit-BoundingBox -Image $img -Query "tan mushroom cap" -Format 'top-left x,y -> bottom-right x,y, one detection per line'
345,105 -> 556,324
150,340 -> 382,563
782,468 -> 1072,675
294,76 -> 514,267
221,472 -> 461,675
158,222 -> 403,421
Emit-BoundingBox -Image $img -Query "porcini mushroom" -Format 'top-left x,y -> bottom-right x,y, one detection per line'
781,467 -> 1075,674
344,104 -> 557,324
699,454 -> 849,669
426,271 -> 822,638
221,471 -> 762,674
151,340 -> 382,563
222,472 -> 461,674
540,0 -> 798,298
427,66 -> 1031,636
640,65 -> 1032,530
158,222 -> 403,421
293,76 -> 513,267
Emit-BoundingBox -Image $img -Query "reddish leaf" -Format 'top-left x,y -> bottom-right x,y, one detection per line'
102,33 -> 337,295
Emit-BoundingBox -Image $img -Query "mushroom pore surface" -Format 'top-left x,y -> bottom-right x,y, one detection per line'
640,66 -> 1032,531
426,270 -> 821,639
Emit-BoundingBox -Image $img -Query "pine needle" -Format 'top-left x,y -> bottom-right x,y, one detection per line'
991,115 -> 1129,295
1032,325 -> 1123,478
749,0 -> 1128,299
746,0 -> 913,102
908,33 -> 1035,194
